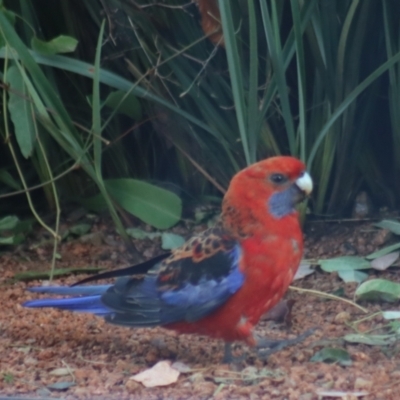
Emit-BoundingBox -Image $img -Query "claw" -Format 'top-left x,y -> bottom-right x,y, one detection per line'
222,328 -> 317,363
256,327 -> 317,359
222,342 -> 247,363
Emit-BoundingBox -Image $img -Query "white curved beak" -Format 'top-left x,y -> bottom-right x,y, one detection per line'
296,172 -> 313,195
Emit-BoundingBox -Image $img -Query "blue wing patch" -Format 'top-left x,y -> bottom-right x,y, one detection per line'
24,224 -> 245,328
102,238 -> 244,326
159,245 -> 243,322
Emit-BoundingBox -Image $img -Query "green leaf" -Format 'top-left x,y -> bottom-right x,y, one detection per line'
105,179 -> 182,229
355,279 -> 400,302
13,267 -> 103,281
319,256 -> 370,272
104,90 -> 142,120
0,9 -> 15,48
382,311 -> 400,320
338,269 -> 368,284
374,220 -> 400,235
79,193 -> 108,213
389,320 -> 400,334
311,348 -> 351,365
343,333 -> 392,346
12,219 -> 33,235
6,66 -> 35,158
161,233 -> 185,250
126,227 -> 160,240
366,242 -> 400,260
69,223 -> 91,236
0,215 -> 19,231
0,236 -> 16,245
31,35 -> 78,55
0,169 -> 21,190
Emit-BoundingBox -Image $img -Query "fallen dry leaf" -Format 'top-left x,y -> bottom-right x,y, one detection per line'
171,361 -> 192,373
131,361 -> 180,388
294,262 -> 315,280
315,389 -> 369,398
370,252 -> 399,271
49,367 -> 73,376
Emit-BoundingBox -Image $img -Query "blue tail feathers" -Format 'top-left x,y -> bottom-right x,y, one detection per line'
23,285 -> 113,316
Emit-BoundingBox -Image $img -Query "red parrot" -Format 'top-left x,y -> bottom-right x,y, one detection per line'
24,156 -> 313,361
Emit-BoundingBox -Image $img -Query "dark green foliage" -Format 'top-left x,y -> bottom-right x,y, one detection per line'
0,0 -> 400,227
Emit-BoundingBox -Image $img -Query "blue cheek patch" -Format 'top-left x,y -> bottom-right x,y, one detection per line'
268,186 -> 296,218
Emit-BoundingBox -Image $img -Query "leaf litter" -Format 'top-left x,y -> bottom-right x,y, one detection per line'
2,217 -> 400,398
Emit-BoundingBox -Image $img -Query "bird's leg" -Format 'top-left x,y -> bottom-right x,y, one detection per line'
255,327 -> 316,359
222,342 -> 246,364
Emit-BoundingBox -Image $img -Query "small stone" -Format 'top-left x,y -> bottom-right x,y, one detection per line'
79,232 -> 104,246
189,372 -> 205,383
24,357 -> 38,366
321,380 -> 334,389
271,375 -> 285,384
144,350 -> 158,363
372,228 -> 392,247
334,311 -> 351,323
125,379 -> 142,393
352,352 -> 371,362
299,394 -> 314,400
354,377 -> 373,390
352,191 -> 373,218
192,381 -> 216,396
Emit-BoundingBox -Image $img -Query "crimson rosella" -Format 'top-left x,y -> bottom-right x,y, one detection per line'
24,156 -> 313,361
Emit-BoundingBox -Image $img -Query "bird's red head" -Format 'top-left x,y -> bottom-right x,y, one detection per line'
222,156 -> 312,236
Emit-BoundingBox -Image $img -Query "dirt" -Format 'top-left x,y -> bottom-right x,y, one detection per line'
1,215 -> 400,399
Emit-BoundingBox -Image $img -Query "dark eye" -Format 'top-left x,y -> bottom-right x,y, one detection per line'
270,173 -> 288,184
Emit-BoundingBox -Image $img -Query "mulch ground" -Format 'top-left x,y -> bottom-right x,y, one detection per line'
1,215 -> 400,399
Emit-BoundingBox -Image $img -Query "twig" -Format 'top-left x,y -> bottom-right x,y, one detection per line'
289,286 -> 368,313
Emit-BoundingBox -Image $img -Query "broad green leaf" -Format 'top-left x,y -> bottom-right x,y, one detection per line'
79,193 -> 108,213
343,333 -> 392,346
382,311 -> 400,320
0,236 -> 16,245
105,179 -> 182,229
0,9 -> 16,48
319,256 -> 370,272
0,215 -> 19,231
69,223 -> 91,236
31,35 -> 78,55
6,66 -> 35,158
389,320 -> 400,334
366,242 -> 400,260
126,228 -> 160,240
104,90 -> 142,120
0,169 -> 21,190
12,219 -> 33,235
13,267 -> 102,281
338,269 -> 368,284
311,348 -> 351,365
355,279 -> 400,302
374,219 -> 400,235
161,233 -> 185,250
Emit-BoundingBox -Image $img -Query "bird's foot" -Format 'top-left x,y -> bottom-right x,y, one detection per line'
255,327 -> 317,360
222,342 -> 247,364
